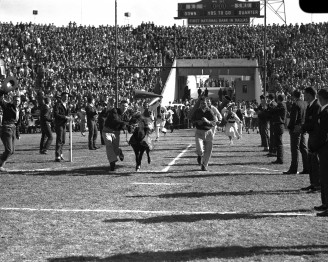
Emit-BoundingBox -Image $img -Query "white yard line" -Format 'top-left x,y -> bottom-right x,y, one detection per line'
0,207 -> 315,216
131,182 -> 190,185
161,144 -> 192,172
238,165 -> 282,172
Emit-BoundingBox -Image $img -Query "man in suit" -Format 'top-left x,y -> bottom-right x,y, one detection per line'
0,94 -> 22,172
309,87 -> 328,216
39,97 -> 53,154
85,95 -> 99,150
265,94 -> 286,164
256,95 -> 270,151
53,91 -> 73,162
301,87 -> 321,193
284,89 -> 308,174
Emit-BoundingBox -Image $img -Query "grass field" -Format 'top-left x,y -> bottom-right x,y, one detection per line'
1,128 -> 328,262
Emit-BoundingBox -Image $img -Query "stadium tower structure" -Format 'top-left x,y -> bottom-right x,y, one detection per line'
252,0 -> 286,25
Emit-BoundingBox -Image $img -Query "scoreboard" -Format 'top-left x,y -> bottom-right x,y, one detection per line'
176,0 -> 261,25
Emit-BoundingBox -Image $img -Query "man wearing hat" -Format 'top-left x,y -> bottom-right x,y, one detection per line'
53,91 -> 73,162
310,87 -> 328,216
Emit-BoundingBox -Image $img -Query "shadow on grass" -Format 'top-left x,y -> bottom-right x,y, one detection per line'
128,189 -> 303,199
9,166 -> 133,177
8,167 -> 187,176
164,154 -> 262,159
47,245 -> 328,262
103,212 -> 311,223
172,162 -> 270,167
152,172 -> 279,179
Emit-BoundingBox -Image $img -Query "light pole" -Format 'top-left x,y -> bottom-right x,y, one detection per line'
115,0 -> 119,108
263,0 -> 267,97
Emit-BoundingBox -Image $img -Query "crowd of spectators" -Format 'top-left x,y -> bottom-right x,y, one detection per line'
0,20 -> 328,133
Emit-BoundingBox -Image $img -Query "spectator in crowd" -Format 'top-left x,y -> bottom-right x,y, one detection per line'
301,86 -> 321,193
39,96 -> 53,154
284,89 -> 308,175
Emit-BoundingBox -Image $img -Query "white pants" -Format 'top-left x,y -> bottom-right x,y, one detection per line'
102,127 -> 121,163
195,129 -> 214,167
155,119 -> 167,138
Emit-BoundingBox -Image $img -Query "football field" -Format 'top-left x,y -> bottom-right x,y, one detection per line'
0,129 -> 327,262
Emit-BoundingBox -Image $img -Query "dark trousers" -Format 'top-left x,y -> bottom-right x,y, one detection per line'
273,124 -> 284,162
99,124 -> 104,145
0,125 -> 16,163
87,120 -> 98,149
308,151 -> 320,187
269,121 -> 277,154
289,131 -> 308,172
318,148 -> 328,206
259,120 -> 269,147
40,123 -> 53,151
55,125 -> 66,158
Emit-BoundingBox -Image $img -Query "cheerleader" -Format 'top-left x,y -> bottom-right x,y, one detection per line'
224,104 -> 241,145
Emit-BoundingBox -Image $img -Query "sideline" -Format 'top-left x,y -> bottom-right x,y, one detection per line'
0,207 -> 315,217
161,144 -> 192,172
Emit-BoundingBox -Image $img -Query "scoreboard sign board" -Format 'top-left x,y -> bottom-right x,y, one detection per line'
176,0 -> 261,25
188,17 -> 250,25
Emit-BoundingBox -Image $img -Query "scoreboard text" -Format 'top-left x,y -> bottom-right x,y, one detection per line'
176,0 -> 261,25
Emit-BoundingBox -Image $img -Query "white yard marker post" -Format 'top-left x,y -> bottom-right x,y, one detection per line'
69,117 -> 73,162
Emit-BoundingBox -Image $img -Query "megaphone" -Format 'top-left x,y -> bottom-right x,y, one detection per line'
134,89 -> 163,99
1,76 -> 18,94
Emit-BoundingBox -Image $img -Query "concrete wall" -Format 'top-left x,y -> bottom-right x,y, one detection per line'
161,59 -> 177,106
